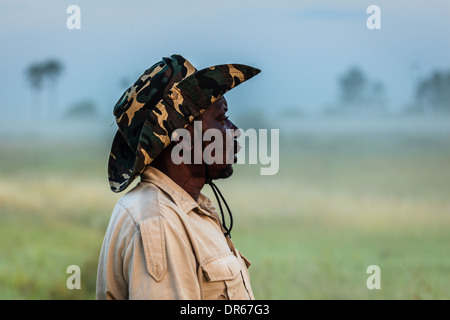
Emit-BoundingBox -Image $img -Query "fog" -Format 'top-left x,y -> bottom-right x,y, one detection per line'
1,0 -> 450,130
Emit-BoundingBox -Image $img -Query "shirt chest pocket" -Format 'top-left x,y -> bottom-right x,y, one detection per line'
200,252 -> 253,300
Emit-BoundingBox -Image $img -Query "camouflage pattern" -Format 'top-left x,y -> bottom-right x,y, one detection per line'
108,54 -> 261,193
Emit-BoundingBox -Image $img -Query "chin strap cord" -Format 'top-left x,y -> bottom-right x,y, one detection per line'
202,139 -> 233,238
206,178 -> 233,238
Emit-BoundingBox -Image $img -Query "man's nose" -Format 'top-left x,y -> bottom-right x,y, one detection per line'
229,121 -> 240,138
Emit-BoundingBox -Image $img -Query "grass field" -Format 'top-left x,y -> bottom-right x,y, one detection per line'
1,116 -> 449,299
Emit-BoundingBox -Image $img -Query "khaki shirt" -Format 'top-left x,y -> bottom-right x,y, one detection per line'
96,166 -> 254,300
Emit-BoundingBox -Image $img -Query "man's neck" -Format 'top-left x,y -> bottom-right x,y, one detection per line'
152,161 -> 205,202
170,168 -> 204,202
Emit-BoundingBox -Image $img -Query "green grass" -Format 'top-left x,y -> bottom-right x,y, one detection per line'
1,126 -> 449,299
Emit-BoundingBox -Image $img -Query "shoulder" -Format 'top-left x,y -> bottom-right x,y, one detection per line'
102,181 -> 175,251
114,181 -> 175,227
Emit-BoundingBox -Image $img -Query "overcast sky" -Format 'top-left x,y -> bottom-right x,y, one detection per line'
1,0 -> 450,122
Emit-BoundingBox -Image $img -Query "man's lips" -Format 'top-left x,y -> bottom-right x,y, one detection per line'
233,140 -> 240,163
234,140 -> 241,154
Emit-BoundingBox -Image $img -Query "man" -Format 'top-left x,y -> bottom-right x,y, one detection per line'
96,54 -> 260,299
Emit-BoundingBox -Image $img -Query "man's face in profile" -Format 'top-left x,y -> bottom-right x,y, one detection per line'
191,96 -> 240,180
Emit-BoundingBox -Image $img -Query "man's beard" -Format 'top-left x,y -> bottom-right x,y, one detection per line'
210,163 -> 234,181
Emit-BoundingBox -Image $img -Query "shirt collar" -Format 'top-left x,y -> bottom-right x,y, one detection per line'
140,166 -> 216,216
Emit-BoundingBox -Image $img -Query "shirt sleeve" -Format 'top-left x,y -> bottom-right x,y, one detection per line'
96,204 -> 201,300
123,215 -> 201,300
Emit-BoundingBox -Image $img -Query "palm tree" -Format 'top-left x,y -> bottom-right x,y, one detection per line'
43,59 -> 64,114
25,59 -> 64,116
26,63 -> 45,115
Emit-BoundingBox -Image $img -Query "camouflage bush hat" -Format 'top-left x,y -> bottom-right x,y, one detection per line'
108,54 -> 261,193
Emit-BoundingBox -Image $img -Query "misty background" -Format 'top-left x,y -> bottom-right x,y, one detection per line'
1,0 -> 450,139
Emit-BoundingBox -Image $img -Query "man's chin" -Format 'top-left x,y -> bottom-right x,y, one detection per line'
213,164 -> 234,180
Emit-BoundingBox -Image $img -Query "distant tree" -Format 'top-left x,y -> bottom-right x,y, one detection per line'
43,59 -> 63,84
415,70 -> 450,114
339,66 -> 368,108
65,100 -> 98,119
368,80 -> 387,109
42,59 -> 64,114
26,63 -> 46,114
25,58 -> 64,116
338,66 -> 387,113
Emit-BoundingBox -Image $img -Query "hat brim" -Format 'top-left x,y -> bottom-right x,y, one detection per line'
175,64 -> 261,108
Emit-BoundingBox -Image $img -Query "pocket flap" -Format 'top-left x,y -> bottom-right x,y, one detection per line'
201,252 -> 241,282
139,216 -> 167,282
